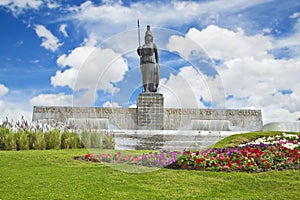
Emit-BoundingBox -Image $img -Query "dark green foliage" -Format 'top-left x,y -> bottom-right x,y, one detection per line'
16,131 -> 29,150
45,129 -> 61,149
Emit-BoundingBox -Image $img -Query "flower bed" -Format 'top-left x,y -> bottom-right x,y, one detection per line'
75,133 -> 300,172
75,150 -> 181,168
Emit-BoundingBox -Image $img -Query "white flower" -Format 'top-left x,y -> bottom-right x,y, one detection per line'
282,143 -> 299,150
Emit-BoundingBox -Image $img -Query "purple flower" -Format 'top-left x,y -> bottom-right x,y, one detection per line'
227,150 -> 232,156
160,153 -> 165,160
260,143 -> 266,148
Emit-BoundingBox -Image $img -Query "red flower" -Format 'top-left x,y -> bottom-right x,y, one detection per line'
196,158 -> 201,164
86,154 -> 93,159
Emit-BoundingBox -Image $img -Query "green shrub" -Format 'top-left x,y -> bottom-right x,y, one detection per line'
69,132 -> 81,149
81,131 -> 91,148
91,132 -> 101,148
16,131 -> 29,150
0,128 -> 10,150
29,131 -> 46,150
45,129 -> 61,149
101,133 -> 114,149
61,131 -> 81,149
61,131 -> 71,149
81,131 -> 114,149
4,131 -> 16,150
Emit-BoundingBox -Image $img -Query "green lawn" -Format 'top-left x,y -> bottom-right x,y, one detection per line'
0,148 -> 299,199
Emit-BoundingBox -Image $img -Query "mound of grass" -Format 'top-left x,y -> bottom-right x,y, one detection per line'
213,131 -> 284,148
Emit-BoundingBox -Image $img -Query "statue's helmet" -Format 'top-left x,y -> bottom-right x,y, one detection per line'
144,25 -> 153,43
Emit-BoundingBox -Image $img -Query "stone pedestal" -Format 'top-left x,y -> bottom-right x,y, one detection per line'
137,93 -> 164,130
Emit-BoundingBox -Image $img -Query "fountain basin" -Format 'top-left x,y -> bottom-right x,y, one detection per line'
114,130 -> 241,150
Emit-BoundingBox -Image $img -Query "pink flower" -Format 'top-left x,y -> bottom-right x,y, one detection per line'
222,165 -> 230,169
116,152 -> 121,157
132,156 -> 139,163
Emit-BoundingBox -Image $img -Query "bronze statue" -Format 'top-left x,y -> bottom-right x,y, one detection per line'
137,24 -> 159,92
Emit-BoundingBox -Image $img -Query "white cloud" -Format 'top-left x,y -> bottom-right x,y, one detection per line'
30,93 -> 72,106
0,84 -> 32,122
160,66 -> 206,108
0,84 -> 9,97
69,0 -> 273,40
102,101 -> 120,107
0,100 -> 32,123
51,36 -> 128,106
0,107 -> 32,123
160,66 -> 225,109
0,101 -> 4,112
0,0 -> 43,16
166,25 -> 300,123
46,0 -> 59,9
34,24 -> 62,52
289,12 -> 300,19
56,43 -> 96,70
59,24 -> 68,37
129,104 -> 137,108
184,25 -> 273,61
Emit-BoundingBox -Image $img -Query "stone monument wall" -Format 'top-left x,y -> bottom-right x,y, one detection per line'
32,106 -> 138,130
164,108 -> 262,131
137,93 -> 164,130
32,106 -> 263,131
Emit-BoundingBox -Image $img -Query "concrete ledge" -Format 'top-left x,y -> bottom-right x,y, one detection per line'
262,122 -> 300,132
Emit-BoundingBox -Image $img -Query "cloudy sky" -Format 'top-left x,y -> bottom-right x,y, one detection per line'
0,0 -> 300,124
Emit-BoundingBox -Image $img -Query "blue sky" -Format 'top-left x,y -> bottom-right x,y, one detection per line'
0,0 -> 300,124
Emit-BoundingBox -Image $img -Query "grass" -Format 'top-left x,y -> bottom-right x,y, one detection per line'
213,131 -> 285,148
0,132 -> 299,199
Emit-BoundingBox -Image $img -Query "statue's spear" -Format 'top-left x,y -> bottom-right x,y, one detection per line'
138,19 -> 141,47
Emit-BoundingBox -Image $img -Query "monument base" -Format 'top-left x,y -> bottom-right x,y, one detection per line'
137,92 -> 164,130
114,130 -> 242,150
